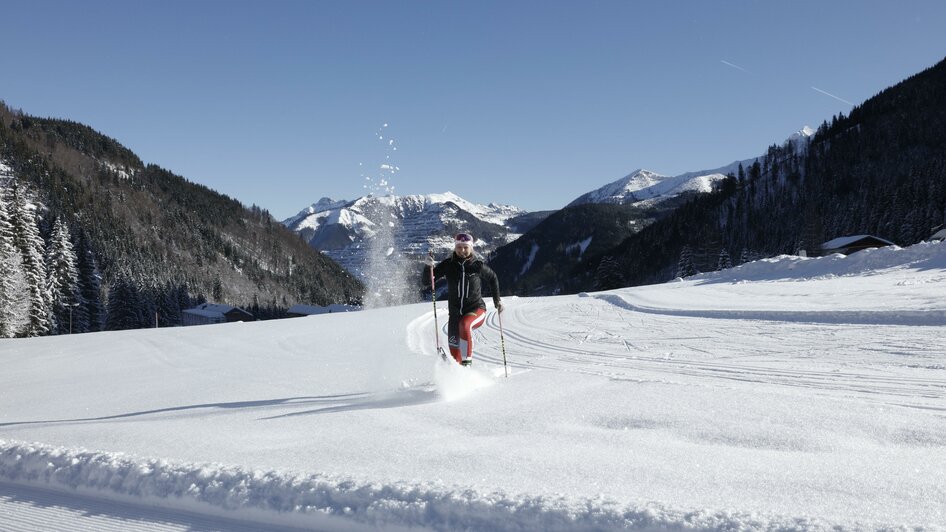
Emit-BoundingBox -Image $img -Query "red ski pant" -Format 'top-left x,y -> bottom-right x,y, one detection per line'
448,308 -> 486,364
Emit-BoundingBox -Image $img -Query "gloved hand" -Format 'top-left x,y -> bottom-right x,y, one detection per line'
495,300 -> 504,313
424,254 -> 436,267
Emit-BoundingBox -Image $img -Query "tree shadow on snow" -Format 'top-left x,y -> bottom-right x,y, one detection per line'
0,389 -> 437,428
258,387 -> 440,420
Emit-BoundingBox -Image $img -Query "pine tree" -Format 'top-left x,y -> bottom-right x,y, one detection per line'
594,255 -> 623,291
677,245 -> 697,278
717,249 -> 733,271
212,277 -> 223,302
155,280 -> 183,327
105,276 -> 144,331
46,217 -> 87,334
739,247 -> 750,265
9,182 -> 51,336
74,228 -> 105,332
140,281 -> 159,328
176,281 -> 194,315
0,189 -> 29,337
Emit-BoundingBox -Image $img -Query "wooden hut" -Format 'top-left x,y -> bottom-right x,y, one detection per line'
182,303 -> 255,326
819,235 -> 895,256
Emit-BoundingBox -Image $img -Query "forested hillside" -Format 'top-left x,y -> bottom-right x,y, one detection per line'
489,196 -> 692,295
0,102 -> 362,337
492,56 -> 946,294
597,56 -> 946,288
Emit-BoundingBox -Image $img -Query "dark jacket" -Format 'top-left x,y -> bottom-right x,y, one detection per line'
424,252 -> 500,315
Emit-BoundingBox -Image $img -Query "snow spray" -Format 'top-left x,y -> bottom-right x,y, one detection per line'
433,360 -> 495,401
360,124 -> 415,309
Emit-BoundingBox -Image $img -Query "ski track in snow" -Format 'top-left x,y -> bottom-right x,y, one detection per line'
2,245 -> 946,530
475,295 -> 946,404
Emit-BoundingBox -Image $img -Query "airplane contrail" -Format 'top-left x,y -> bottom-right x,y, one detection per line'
811,86 -> 854,106
720,60 -> 749,73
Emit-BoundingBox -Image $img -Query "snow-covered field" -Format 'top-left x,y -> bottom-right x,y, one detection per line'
2,243 -> 945,531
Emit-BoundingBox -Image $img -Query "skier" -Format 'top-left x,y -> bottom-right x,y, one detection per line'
423,233 -> 503,366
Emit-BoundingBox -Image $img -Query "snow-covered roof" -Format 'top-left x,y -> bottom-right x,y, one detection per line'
287,304 -> 359,315
821,235 -> 895,250
183,303 -> 250,319
930,228 -> 946,241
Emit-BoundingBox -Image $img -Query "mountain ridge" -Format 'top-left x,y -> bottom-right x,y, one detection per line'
567,126 -> 815,209
283,191 -> 529,278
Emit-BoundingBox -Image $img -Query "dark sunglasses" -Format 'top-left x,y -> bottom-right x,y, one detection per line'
455,233 -> 474,243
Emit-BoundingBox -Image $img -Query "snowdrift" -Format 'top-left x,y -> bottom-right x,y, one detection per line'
2,440 -> 826,531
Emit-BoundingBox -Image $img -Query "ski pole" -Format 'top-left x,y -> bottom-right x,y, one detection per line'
428,250 -> 447,361
498,308 -> 508,378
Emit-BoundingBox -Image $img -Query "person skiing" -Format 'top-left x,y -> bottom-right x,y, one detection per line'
423,233 -> 503,366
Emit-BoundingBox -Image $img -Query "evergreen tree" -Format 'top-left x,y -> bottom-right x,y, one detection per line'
739,247 -> 750,265
105,276 -> 143,331
140,281 -> 159,328
594,255 -> 623,291
717,249 -> 733,271
0,189 -> 29,337
9,182 -> 51,336
152,280 -> 181,327
176,281 -> 194,315
73,228 -> 105,332
46,217 -> 86,334
212,277 -> 223,302
676,245 -> 697,278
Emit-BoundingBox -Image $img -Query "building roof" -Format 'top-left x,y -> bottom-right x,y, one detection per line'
931,228 -> 946,241
183,303 -> 251,319
287,304 -> 359,316
821,235 -> 895,250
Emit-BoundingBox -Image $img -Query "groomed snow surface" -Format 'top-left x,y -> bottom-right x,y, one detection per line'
2,243 -> 946,531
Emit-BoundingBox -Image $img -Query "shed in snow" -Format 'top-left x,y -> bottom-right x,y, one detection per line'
929,228 -> 946,242
819,235 -> 895,256
287,304 -> 359,318
182,303 -> 255,326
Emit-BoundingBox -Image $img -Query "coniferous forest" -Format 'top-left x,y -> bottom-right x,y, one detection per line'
600,56 -> 946,288
0,103 -> 363,337
492,56 -> 946,295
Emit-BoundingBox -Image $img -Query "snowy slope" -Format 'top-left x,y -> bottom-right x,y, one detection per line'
0,159 -> 14,186
568,126 -> 816,208
282,192 -> 524,277
2,241 -> 945,530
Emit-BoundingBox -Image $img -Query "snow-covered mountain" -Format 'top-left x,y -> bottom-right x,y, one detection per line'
568,126 -> 816,208
566,168 -> 729,207
283,192 -> 526,277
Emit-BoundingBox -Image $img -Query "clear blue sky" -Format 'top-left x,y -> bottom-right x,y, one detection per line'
2,1 -> 945,218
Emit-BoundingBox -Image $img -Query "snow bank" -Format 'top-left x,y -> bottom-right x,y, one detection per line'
0,439 -> 839,531
696,241 -> 946,284
592,291 -> 946,325
591,241 -> 946,325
